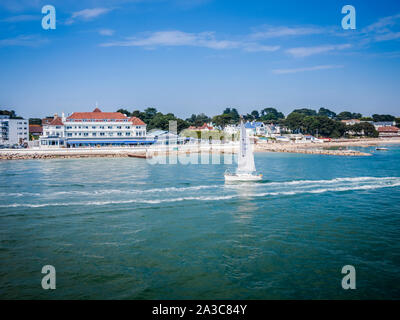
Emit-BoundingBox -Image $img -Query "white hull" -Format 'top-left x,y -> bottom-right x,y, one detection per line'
224,173 -> 262,182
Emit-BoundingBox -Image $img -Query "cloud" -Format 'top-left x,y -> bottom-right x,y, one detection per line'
99,29 -> 115,36
363,14 -> 400,33
375,31 -> 400,42
0,35 -> 48,47
1,14 -> 40,23
286,44 -> 351,58
100,30 -> 280,52
273,65 -> 344,74
66,8 -> 112,25
251,26 -> 325,39
362,13 -> 400,43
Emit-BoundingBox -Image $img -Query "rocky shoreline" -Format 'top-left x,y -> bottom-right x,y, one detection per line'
0,138 -> 399,160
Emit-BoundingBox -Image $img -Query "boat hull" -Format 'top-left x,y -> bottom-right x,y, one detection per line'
224,173 -> 262,182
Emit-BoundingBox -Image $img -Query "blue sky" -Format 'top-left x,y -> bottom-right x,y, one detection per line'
0,0 -> 399,119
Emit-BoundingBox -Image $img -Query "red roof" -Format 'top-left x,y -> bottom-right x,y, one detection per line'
199,123 -> 213,130
66,108 -> 146,125
378,126 -> 399,132
48,117 -> 64,126
129,117 -> 146,125
67,108 -> 127,121
29,125 -> 43,133
188,123 -> 213,130
42,117 -> 54,125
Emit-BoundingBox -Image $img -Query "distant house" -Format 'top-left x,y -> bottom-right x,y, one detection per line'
373,121 -> 396,129
29,124 -> 43,139
244,121 -> 265,136
147,129 -> 188,145
42,116 -> 55,126
377,126 -> 400,137
341,119 -> 361,126
188,123 -> 214,131
223,124 -> 239,135
265,124 -> 281,136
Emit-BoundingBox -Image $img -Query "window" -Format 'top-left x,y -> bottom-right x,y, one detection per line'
125,126 -> 131,129
108,126 -> 113,129
126,132 -> 130,136
84,133 -> 88,136
92,126 -> 96,129
117,132 -> 122,136
100,126 -> 105,129
100,132 -> 105,136
92,133 -> 97,136
117,126 -> 122,129
67,133 -> 72,137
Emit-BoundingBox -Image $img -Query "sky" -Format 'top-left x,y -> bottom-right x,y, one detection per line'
0,0 -> 400,119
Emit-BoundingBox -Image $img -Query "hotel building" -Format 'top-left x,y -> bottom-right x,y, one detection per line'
40,108 -> 151,147
0,115 -> 29,146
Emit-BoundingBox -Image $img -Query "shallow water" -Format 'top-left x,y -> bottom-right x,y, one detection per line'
0,145 -> 399,299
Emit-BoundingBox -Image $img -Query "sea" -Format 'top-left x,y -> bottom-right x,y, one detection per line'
0,145 -> 399,299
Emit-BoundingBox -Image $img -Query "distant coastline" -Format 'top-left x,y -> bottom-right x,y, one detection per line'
1,138 -> 399,160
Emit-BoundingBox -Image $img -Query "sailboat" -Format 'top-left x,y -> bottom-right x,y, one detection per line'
224,119 -> 262,182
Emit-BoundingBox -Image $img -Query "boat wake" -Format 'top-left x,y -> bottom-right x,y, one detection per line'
1,176 -> 399,208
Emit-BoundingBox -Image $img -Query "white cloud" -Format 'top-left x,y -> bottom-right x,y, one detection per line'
251,26 -> 325,39
99,29 -> 115,36
286,44 -> 351,58
375,31 -> 400,42
101,30 -> 280,52
362,13 -> 400,43
273,65 -> 344,74
363,14 -> 400,33
66,8 -> 112,25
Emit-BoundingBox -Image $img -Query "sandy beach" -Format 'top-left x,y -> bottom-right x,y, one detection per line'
1,138 -> 399,160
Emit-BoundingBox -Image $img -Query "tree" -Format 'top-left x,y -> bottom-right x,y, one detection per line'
292,108 -> 317,116
285,112 -> 347,138
318,108 -> 336,119
212,114 -> 234,128
0,110 -> 22,119
337,111 -> 353,120
186,113 -> 211,127
348,122 -> 378,137
251,110 -> 260,120
221,108 -> 240,123
372,114 -> 396,122
284,112 -> 306,131
260,108 -> 285,122
117,108 -> 131,117
360,117 -> 373,121
29,118 -> 42,125
337,111 -> 362,120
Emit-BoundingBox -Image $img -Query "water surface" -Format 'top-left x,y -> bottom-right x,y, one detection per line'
1,146 -> 399,299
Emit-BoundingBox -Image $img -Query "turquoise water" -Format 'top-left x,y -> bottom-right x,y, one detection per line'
1,146 -> 400,299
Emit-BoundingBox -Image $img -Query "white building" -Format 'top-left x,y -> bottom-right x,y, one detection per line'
40,108 -> 150,147
0,115 -> 29,146
223,124 -> 239,135
244,121 -> 266,136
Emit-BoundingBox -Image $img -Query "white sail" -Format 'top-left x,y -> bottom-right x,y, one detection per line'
237,121 -> 256,174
